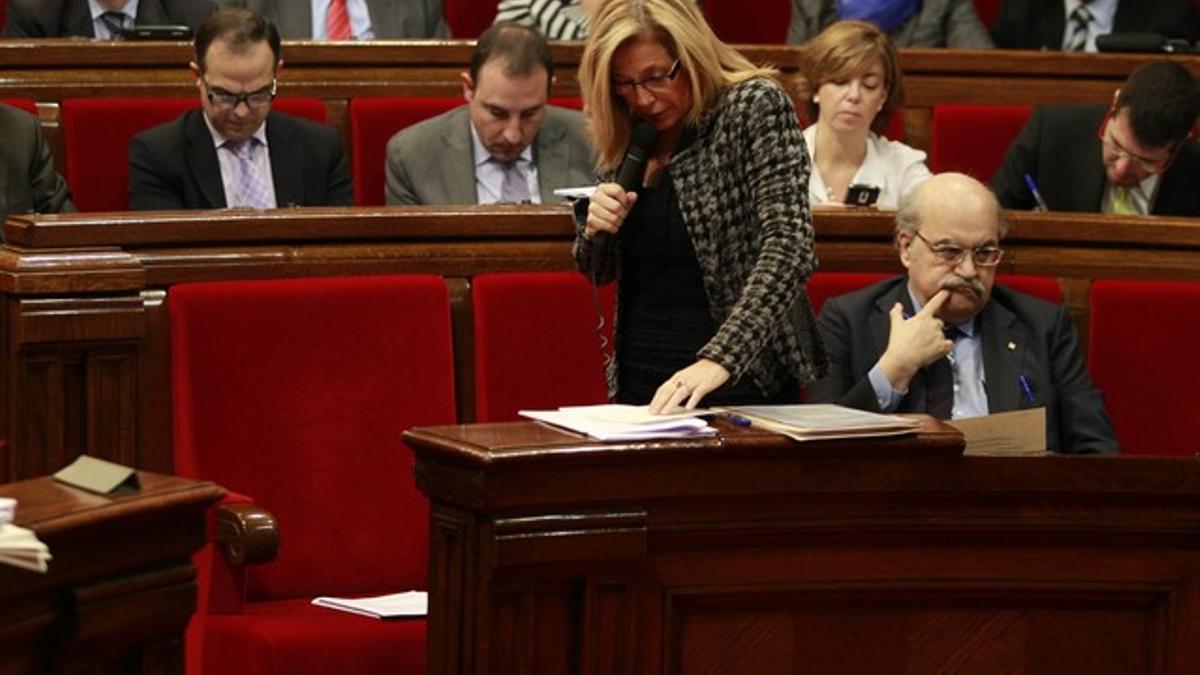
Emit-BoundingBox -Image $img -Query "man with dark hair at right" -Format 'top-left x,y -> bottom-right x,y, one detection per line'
992,60 -> 1200,216
385,22 -> 593,205
809,172 -> 1118,455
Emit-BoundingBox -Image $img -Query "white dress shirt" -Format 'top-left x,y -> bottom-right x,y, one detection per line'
1062,0 -> 1118,52
803,125 -> 932,210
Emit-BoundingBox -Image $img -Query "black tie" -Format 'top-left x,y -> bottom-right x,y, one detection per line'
925,327 -> 961,420
99,11 -> 126,39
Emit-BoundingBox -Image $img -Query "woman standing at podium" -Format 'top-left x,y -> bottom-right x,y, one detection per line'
573,0 -> 827,412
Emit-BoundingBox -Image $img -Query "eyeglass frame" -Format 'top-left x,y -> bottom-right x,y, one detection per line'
1096,105 -> 1182,175
911,230 -> 1004,267
202,78 -> 278,110
612,60 -> 682,97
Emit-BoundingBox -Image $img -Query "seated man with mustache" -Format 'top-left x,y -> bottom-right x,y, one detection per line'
807,172 -> 1118,454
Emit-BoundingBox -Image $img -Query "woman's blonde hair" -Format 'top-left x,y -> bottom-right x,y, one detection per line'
792,20 -> 905,135
579,0 -> 778,170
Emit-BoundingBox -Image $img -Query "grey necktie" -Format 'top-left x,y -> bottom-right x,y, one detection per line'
99,11 -> 127,39
226,138 -> 274,209
1065,1 -> 1093,51
497,159 -> 531,204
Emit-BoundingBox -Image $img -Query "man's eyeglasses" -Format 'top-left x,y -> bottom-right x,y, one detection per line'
203,79 -> 277,110
1097,106 -> 1179,175
612,60 -> 681,97
913,230 -> 1004,267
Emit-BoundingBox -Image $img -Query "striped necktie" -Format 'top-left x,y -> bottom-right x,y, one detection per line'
326,0 -> 352,40
1065,1 -> 1092,51
99,11 -> 127,39
226,138 -> 274,209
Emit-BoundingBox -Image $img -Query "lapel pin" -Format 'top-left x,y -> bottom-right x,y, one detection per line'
1007,341 -> 1017,351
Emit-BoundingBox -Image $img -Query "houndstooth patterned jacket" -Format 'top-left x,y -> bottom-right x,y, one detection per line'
574,76 -> 829,399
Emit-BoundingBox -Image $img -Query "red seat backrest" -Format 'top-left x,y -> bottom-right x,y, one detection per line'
972,0 -> 1002,27
1088,279 -> 1200,456
929,104 -> 1031,183
807,272 -> 892,316
61,97 -> 329,212
0,99 -> 37,116
444,0 -> 499,37
703,0 -> 789,44
348,96 -> 462,206
473,271 -> 614,422
171,274 -> 456,599
996,274 -> 1062,304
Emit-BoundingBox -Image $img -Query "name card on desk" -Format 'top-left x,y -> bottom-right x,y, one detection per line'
53,455 -> 140,495
951,408 -> 1047,456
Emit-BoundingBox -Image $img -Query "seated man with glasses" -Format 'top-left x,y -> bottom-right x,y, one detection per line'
130,8 -> 352,210
808,172 -> 1118,454
385,22 -> 593,206
992,60 -> 1200,217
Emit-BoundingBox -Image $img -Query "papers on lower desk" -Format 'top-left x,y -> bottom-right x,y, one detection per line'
0,498 -> 51,573
719,404 -> 920,442
520,404 -> 716,441
312,591 -> 427,619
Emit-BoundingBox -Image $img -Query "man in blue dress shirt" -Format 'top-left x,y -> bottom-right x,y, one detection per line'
807,172 -> 1118,454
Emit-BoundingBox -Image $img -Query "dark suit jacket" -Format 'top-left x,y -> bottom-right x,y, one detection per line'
3,0 -> 217,38
0,104 -> 75,229
128,108 -> 353,210
221,0 -> 449,38
991,0 -> 1198,49
807,277 -> 1119,454
992,104 -> 1200,216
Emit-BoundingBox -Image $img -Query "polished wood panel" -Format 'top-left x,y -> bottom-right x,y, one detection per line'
0,206 -> 1197,481
0,471 -> 223,675
405,419 -> 1200,675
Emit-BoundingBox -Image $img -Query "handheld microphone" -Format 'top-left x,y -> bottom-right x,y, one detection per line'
593,119 -> 659,247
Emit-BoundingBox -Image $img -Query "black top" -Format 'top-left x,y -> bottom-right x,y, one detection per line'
615,141 -> 798,406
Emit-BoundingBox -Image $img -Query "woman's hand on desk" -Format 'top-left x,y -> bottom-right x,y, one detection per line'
649,358 -> 731,414
584,182 -> 637,239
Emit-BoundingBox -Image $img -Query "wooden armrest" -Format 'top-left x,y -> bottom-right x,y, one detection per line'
215,502 -> 279,566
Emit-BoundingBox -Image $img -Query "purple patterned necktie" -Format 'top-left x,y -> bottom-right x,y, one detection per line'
497,158 -> 531,204
227,138 -> 273,209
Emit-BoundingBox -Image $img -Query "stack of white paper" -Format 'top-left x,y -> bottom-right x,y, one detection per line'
0,497 -> 51,573
719,404 -> 921,442
312,591 -> 427,619
520,404 -> 716,441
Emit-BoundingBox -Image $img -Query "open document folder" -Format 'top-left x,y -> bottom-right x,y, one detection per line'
520,404 -> 716,441
312,591 -> 427,619
717,404 -> 920,442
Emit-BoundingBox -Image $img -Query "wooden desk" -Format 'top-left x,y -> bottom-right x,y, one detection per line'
2,206 -> 1199,482
405,419 -> 1200,675
0,471 -> 223,674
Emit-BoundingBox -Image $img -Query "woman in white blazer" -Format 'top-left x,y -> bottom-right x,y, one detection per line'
794,20 -> 931,210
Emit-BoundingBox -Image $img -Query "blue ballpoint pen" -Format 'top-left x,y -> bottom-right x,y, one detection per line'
1018,374 -> 1036,406
1022,173 -> 1049,212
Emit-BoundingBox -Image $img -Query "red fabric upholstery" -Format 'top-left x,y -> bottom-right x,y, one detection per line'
996,274 -> 1062,304
473,271 -> 614,422
444,0 -> 498,37
61,97 -> 328,212
348,96 -> 461,206
929,104 -> 1031,183
972,0 -> 1002,27
703,0 -> 789,43
171,274 -> 456,675
0,99 -> 36,115
807,272 -> 891,315
1088,279 -> 1200,456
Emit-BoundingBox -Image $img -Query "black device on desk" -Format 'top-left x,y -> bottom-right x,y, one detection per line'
121,25 -> 192,40
845,184 -> 881,207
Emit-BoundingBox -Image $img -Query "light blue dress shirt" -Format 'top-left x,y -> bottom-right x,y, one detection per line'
89,0 -> 139,38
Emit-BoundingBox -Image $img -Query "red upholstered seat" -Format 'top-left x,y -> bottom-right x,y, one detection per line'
996,274 -> 1062,304
1088,279 -> 1200,456
348,96 -> 462,206
0,99 -> 36,115
170,274 -> 456,675
444,0 -> 498,37
929,104 -> 1031,183
61,97 -> 328,212
473,271 -> 613,422
704,0 -> 789,43
972,0 -> 1002,27
807,272 -> 892,315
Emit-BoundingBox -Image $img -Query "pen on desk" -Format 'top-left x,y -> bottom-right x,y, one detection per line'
1018,374 -> 1036,406
724,413 -> 753,428
1022,173 -> 1049,212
